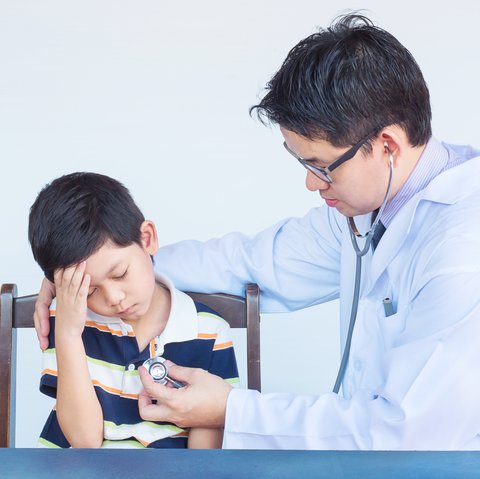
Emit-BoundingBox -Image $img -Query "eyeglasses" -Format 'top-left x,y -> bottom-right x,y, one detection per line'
283,131 -> 377,183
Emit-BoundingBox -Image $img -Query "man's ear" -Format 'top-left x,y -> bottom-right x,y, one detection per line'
140,220 -> 159,255
379,126 -> 404,168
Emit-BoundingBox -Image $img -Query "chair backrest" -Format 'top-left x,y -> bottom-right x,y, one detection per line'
0,282 -> 260,448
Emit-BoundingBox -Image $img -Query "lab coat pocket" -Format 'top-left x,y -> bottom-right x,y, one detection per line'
377,303 -> 409,350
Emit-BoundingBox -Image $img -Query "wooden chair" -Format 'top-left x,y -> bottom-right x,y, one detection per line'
0,283 -> 260,448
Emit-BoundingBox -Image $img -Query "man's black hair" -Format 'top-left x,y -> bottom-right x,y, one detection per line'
29,172 -> 145,282
251,13 -> 432,148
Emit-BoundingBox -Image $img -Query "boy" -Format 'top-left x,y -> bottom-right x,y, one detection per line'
28,172 -> 239,449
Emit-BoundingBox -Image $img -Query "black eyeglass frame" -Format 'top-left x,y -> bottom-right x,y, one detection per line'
283,131 -> 378,183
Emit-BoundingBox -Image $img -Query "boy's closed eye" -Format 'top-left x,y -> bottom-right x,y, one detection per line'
113,269 -> 128,280
87,269 -> 129,298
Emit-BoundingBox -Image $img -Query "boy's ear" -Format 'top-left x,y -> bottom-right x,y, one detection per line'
140,220 -> 159,255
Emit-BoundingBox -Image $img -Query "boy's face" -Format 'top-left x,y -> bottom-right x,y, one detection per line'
85,221 -> 159,321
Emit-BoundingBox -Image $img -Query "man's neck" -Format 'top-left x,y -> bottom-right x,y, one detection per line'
388,142 -> 427,200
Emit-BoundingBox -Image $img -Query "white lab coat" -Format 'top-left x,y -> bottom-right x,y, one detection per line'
155,143 -> 480,449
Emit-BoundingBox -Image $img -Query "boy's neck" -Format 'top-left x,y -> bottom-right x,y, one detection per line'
123,281 -> 171,352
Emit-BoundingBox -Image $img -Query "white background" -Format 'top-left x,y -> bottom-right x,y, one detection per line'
1,0 -> 479,447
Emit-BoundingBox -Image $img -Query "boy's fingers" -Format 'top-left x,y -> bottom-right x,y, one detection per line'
61,265 -> 75,284
67,262 -> 86,293
78,273 -> 91,300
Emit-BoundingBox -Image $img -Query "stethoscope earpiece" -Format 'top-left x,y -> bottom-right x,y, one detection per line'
384,142 -> 394,167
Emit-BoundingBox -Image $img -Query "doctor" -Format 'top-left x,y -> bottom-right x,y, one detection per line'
34,14 -> 480,449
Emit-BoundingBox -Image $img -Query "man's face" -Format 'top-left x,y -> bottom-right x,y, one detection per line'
85,223 -> 160,322
281,128 -> 391,217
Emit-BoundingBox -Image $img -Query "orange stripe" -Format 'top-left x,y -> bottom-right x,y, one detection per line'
213,341 -> 233,350
91,379 -> 139,400
41,370 -> 138,399
49,316 -> 134,337
197,333 -> 217,339
85,321 -> 135,337
149,340 -> 156,357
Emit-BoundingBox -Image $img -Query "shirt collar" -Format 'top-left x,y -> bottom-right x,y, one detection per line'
381,137 -> 451,227
153,273 -> 198,353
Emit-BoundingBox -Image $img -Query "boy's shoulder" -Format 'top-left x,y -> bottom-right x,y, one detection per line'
172,287 -> 231,333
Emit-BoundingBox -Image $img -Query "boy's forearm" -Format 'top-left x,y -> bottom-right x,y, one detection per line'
55,332 -> 104,448
188,427 -> 223,449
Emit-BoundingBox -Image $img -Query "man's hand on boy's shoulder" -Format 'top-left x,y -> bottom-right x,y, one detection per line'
53,262 -> 90,339
34,277 -> 56,350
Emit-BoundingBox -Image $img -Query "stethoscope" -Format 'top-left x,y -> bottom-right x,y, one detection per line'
332,142 -> 394,393
142,356 -> 183,388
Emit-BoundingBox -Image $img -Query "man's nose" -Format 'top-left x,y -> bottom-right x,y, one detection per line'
305,170 -> 330,192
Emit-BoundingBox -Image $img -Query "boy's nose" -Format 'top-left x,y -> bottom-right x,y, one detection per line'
104,288 -> 125,307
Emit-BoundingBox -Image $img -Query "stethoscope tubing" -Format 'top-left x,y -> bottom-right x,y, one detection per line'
332,146 -> 394,393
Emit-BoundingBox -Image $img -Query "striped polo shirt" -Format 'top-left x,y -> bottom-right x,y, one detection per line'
38,274 -> 239,449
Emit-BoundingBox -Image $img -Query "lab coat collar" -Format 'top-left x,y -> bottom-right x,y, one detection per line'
368,140 -> 480,287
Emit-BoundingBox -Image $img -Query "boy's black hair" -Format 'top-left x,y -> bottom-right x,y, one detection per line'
29,172 -> 145,282
250,13 -> 432,149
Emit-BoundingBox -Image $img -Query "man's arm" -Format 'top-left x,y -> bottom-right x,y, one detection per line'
53,263 -> 104,448
139,240 -> 480,449
188,428 -> 223,449
36,206 -> 342,347
154,206 -> 342,313
34,277 -> 56,350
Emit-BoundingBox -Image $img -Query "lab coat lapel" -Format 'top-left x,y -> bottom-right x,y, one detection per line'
367,199 -> 419,290
367,156 -> 480,291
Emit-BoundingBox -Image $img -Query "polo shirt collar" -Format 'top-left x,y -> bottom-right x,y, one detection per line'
153,273 -> 198,354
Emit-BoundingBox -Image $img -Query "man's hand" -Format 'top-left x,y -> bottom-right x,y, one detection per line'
53,262 -> 90,338
138,364 -> 233,429
34,277 -> 57,350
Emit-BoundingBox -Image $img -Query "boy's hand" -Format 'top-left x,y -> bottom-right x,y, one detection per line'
53,262 -> 91,338
138,364 -> 232,429
34,277 -> 57,350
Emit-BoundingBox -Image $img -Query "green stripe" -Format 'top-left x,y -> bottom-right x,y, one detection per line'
38,437 -> 61,448
102,439 -> 146,448
44,348 -> 127,373
197,311 -> 223,321
104,420 -> 183,434
87,356 -> 125,372
226,377 -> 240,385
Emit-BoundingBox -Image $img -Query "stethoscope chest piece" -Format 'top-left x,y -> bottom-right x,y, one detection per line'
143,356 -> 168,383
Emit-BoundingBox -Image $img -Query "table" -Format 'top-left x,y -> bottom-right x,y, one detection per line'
2,448 -> 480,478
